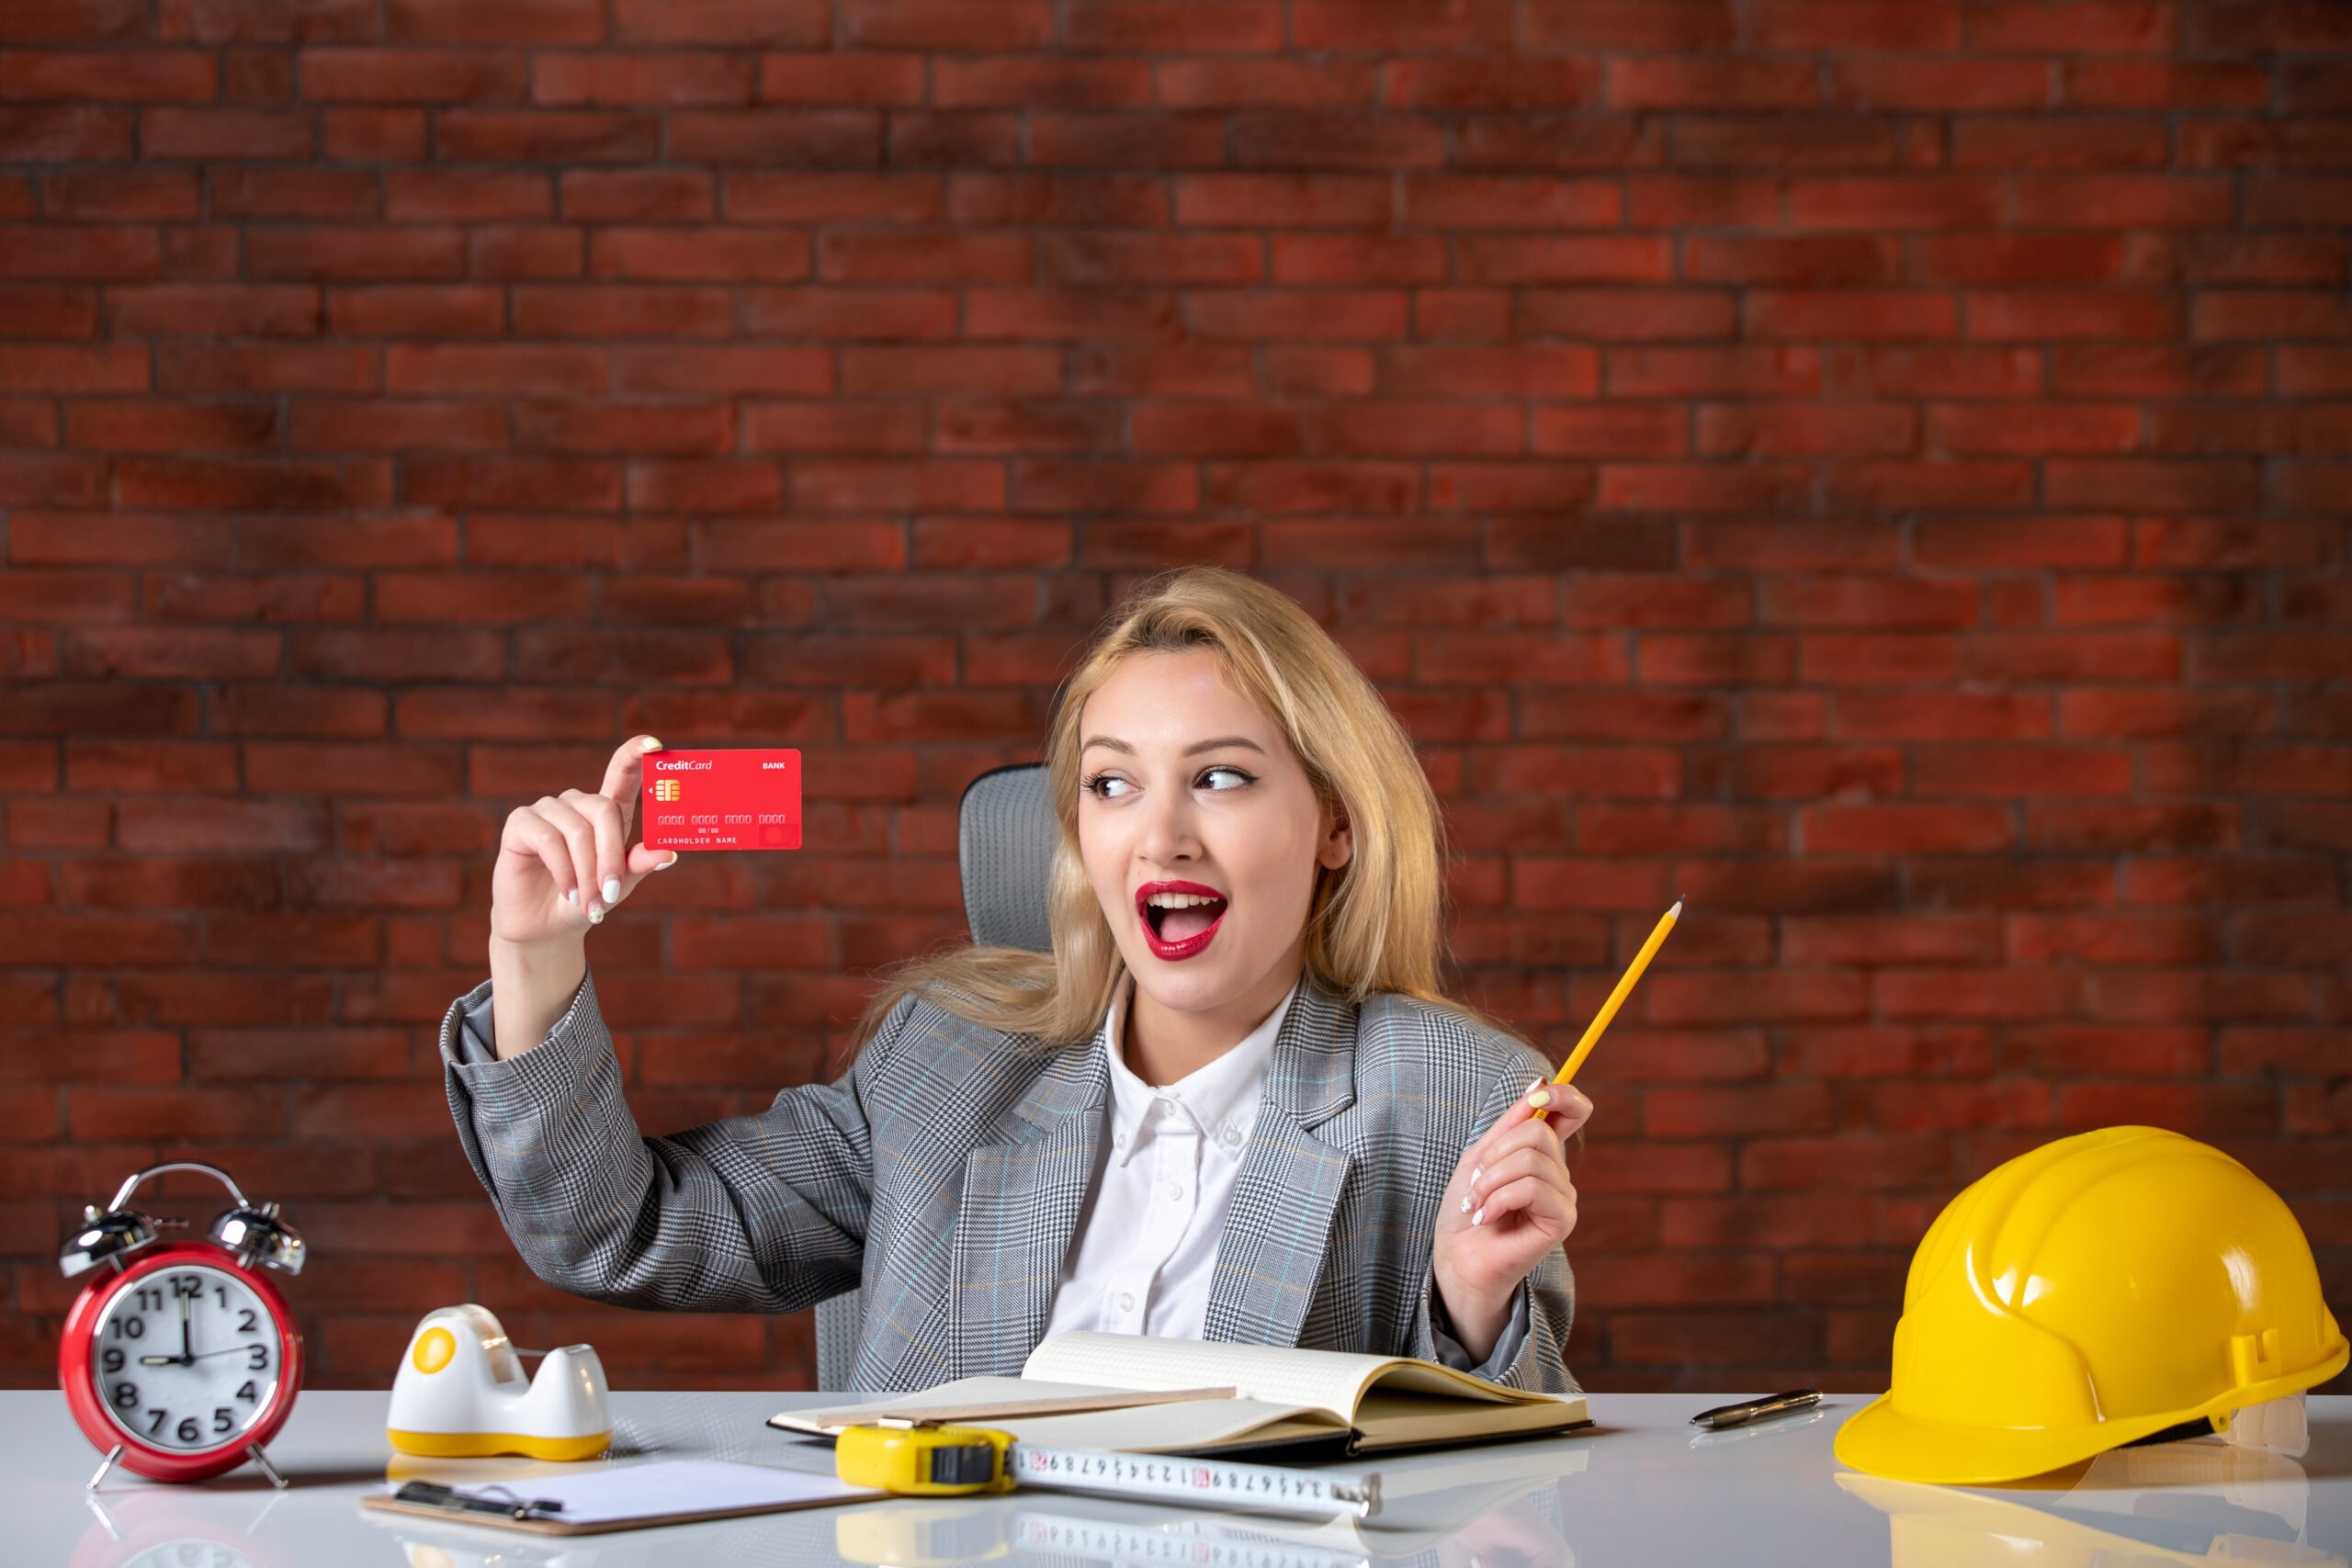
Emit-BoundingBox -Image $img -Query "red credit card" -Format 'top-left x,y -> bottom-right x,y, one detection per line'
640,748 -> 802,852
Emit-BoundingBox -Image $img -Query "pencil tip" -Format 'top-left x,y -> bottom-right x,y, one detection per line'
1667,898 -> 1683,919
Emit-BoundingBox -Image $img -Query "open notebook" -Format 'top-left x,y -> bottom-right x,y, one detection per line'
770,1330 -> 1590,1458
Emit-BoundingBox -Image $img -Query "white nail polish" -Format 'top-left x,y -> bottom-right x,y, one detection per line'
603,876 -> 620,904
1472,1208 -> 1485,1226
640,737 -> 662,751
568,887 -> 579,907
1471,1165 -> 1482,1184
587,902 -> 604,922
1459,1194 -> 1471,1213
656,854 -> 678,870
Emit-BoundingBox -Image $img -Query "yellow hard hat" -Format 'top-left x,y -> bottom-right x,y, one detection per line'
1835,1125 -> 2346,1485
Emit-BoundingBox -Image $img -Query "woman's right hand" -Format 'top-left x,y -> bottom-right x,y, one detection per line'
492,734 -> 678,950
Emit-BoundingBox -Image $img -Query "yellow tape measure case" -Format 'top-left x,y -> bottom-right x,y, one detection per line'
835,1423 -> 1015,1496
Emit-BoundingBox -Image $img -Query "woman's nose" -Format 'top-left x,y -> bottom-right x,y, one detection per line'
1136,788 -> 1202,863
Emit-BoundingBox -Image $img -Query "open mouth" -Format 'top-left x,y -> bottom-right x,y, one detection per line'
1136,882 -> 1229,960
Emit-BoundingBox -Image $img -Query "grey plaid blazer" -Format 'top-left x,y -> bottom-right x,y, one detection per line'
438,964 -> 1578,1394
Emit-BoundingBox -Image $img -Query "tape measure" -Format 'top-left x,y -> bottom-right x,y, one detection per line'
838,1422 -> 1017,1495
835,1421 -> 1381,1519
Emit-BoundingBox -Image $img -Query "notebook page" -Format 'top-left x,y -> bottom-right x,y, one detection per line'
1024,1332 -> 1398,1422
776,1377 -> 1151,1433
967,1398 -> 1340,1454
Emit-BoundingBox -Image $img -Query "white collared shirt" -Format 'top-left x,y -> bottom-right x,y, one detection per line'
1042,970 -> 1301,1343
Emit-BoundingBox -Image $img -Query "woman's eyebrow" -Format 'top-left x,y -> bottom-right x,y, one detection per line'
1080,735 -> 1267,758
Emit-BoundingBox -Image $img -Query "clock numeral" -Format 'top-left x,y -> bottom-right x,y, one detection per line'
214,1407 -> 234,1434
135,1286 -> 161,1312
109,1314 -> 145,1339
102,1348 -> 124,1374
236,1381 -> 257,1404
247,1344 -> 270,1370
171,1274 -> 202,1298
112,1382 -> 139,1409
146,1407 -> 166,1436
238,1308 -> 257,1334
176,1416 -> 199,1443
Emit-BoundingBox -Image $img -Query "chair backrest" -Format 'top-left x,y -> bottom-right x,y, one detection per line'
955,762 -> 1061,955
812,762 -> 1055,1390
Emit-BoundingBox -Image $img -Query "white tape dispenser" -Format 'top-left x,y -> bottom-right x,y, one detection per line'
387,1304 -> 611,1461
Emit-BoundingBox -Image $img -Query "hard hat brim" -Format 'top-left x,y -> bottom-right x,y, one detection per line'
1834,1336 -> 2349,1485
1834,1392 -> 2196,1484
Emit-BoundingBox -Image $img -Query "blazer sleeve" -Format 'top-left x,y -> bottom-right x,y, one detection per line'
438,961 -> 917,1316
1408,1049 -> 1582,1395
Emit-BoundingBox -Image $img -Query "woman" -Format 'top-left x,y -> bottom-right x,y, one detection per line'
440,568 -> 1590,1393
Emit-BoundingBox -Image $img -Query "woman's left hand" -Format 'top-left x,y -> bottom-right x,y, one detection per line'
1431,1077 -> 1591,1366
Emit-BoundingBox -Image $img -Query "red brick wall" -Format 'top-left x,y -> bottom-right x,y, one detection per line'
3,1 -> 2347,1397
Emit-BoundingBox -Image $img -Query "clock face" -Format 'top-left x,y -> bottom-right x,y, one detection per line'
89,1264 -> 282,1453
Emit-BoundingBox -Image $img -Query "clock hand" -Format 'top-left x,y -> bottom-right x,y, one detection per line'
186,1345 -> 263,1361
136,1302 -> 198,1367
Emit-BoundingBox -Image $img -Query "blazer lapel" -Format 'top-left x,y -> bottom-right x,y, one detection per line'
951,1037 -> 1108,1376
1204,977 -> 1360,1348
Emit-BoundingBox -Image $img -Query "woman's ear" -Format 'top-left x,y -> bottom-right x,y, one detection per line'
1318,800 -> 1352,871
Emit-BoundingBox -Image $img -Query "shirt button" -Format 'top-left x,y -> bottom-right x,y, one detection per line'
1117,1292 -> 1135,1313
1113,1131 -> 1125,1148
1164,1181 -> 1183,1201
1221,1126 -> 1241,1147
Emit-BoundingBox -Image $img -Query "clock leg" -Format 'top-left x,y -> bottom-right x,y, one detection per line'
248,1440 -> 288,1489
85,1444 -> 121,1492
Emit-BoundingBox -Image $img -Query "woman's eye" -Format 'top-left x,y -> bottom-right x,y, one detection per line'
1080,767 -> 1252,800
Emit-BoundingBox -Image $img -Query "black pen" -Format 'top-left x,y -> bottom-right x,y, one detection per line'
1690,1389 -> 1822,1430
393,1480 -> 567,1520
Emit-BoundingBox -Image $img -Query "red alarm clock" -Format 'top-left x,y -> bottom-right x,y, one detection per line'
58,1161 -> 307,1489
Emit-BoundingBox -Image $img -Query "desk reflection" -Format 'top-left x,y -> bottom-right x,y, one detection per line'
71,1485 -> 289,1568
356,1439 -> 1593,1568
1840,1438 -> 2339,1567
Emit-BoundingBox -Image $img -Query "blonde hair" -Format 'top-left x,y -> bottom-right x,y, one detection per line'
845,566 -> 1524,1055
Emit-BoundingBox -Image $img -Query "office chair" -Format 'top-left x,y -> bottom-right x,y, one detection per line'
811,761 -> 1057,1390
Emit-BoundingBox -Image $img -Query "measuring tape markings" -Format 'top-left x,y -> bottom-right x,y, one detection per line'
1010,1444 -> 1381,1517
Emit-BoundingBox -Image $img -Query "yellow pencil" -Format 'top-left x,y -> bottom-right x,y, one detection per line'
1533,897 -> 1680,1121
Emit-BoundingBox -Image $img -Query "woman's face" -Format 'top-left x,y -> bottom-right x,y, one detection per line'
1076,649 -> 1352,1019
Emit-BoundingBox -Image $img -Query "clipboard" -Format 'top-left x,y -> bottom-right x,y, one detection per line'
360,1459 -> 884,1537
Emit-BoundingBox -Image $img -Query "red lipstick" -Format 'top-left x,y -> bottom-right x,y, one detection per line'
1135,878 -> 1228,963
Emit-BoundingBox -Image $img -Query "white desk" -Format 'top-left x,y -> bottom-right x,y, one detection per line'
8,1389 -> 2347,1566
